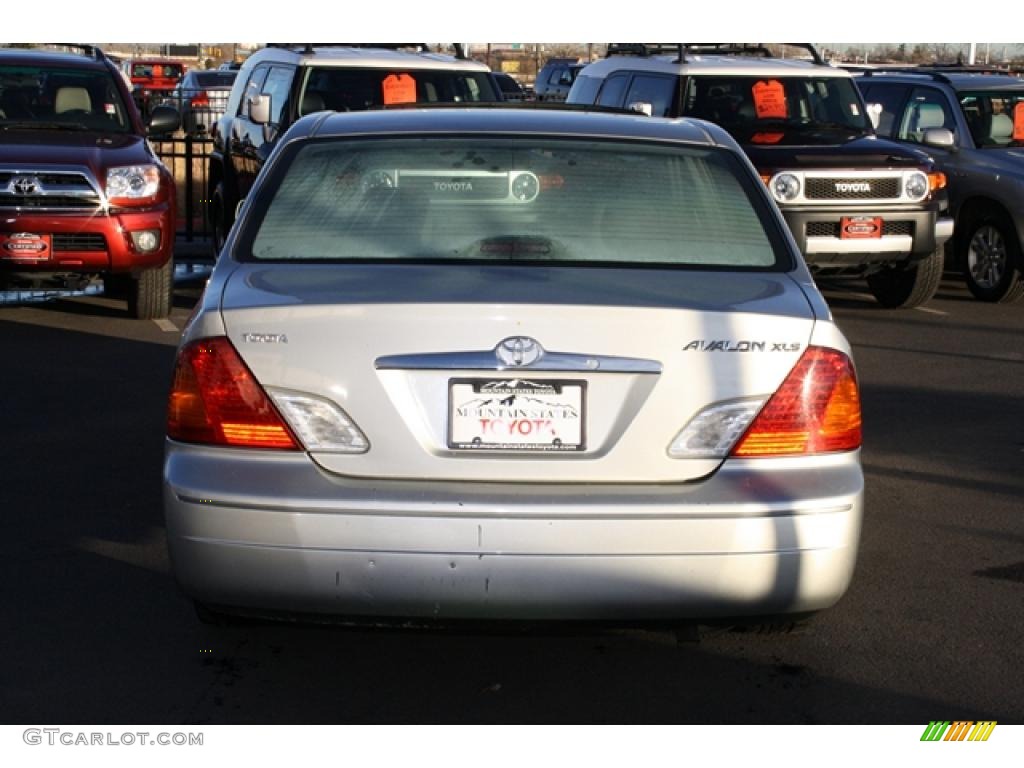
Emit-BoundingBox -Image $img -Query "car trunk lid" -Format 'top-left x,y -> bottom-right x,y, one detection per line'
220,263 -> 817,483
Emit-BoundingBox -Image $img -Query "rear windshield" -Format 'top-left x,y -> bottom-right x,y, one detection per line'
298,67 -> 498,114
193,71 -> 236,88
245,136 -> 786,270
0,65 -> 132,132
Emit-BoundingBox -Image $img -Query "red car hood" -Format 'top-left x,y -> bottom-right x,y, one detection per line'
0,132 -> 156,180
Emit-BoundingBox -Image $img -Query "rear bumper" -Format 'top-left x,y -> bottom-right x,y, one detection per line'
0,207 -> 174,274
164,443 -> 864,621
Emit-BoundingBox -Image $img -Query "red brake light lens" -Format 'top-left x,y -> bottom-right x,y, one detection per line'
190,91 -> 210,108
731,346 -> 862,457
167,337 -> 300,450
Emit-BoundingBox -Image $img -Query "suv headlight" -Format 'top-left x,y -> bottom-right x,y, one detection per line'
771,173 -> 801,203
106,164 -> 161,205
904,171 -> 929,202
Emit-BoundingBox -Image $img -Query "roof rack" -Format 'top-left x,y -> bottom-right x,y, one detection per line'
266,43 -> 467,59
1,43 -> 106,61
853,64 -> 1015,85
853,66 -> 953,85
605,43 -> 826,66
606,44 -> 687,62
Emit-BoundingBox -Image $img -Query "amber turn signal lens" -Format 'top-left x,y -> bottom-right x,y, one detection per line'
928,172 -> 947,191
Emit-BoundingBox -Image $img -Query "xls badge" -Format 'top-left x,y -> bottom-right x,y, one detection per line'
683,340 -> 802,353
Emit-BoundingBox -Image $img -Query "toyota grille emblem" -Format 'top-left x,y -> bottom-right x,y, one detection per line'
11,176 -> 42,196
495,337 -> 543,368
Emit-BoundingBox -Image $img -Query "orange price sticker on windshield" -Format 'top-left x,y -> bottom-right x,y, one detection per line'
752,80 -> 787,119
383,73 -> 417,105
1013,102 -> 1024,140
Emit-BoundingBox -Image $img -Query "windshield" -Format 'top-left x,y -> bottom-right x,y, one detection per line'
298,68 -> 498,114
245,137 -> 785,270
0,65 -> 132,132
683,76 -> 871,140
959,90 -> 1024,148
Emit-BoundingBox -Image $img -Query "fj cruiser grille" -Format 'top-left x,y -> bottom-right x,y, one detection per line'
805,177 -> 901,200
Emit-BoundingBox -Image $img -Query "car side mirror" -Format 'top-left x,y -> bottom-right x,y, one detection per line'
627,101 -> 653,117
248,93 -> 271,125
866,102 -> 883,131
923,127 -> 956,150
146,104 -> 180,136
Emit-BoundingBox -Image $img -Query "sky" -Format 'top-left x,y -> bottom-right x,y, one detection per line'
9,1 -> 1023,47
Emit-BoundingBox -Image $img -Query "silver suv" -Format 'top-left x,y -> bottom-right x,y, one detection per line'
856,67 -> 1024,303
568,44 -> 955,309
207,44 -> 500,256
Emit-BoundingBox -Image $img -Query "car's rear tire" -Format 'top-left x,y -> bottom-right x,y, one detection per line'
960,213 -> 1024,303
865,248 -> 944,309
128,257 -> 174,319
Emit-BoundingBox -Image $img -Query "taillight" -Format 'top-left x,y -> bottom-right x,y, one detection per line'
731,346 -> 861,457
190,91 -> 210,108
167,337 -> 300,450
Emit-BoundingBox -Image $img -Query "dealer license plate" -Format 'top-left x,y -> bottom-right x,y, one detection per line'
1,233 -> 52,261
448,378 -> 585,452
840,216 -> 883,239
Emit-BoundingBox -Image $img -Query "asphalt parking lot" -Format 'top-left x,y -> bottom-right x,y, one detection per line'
1,266 -> 1021,724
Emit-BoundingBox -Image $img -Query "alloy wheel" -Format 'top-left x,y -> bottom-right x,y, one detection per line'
967,224 -> 1007,289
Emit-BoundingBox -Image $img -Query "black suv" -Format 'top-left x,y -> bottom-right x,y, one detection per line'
856,66 -> 1024,302
207,44 -> 501,255
568,44 -> 955,308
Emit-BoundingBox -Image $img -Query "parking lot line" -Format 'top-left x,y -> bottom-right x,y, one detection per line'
914,306 -> 949,316
153,318 -> 179,332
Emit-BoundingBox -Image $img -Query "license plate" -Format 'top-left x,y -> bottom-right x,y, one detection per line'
1,233 -> 52,261
840,216 -> 883,239
448,378 -> 585,452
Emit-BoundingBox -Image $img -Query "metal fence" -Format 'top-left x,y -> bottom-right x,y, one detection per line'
151,132 -> 213,246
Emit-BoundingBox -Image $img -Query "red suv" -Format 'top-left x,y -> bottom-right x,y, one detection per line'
0,45 -> 180,318
129,58 -> 185,116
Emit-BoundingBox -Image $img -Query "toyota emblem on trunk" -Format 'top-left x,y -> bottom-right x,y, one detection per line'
11,176 -> 42,195
495,337 -> 543,367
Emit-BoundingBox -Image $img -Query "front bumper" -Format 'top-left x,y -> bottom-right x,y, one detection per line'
164,443 -> 864,621
781,203 -> 951,269
0,207 -> 174,275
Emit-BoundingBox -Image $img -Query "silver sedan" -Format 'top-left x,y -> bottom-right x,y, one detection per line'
164,107 -> 863,624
